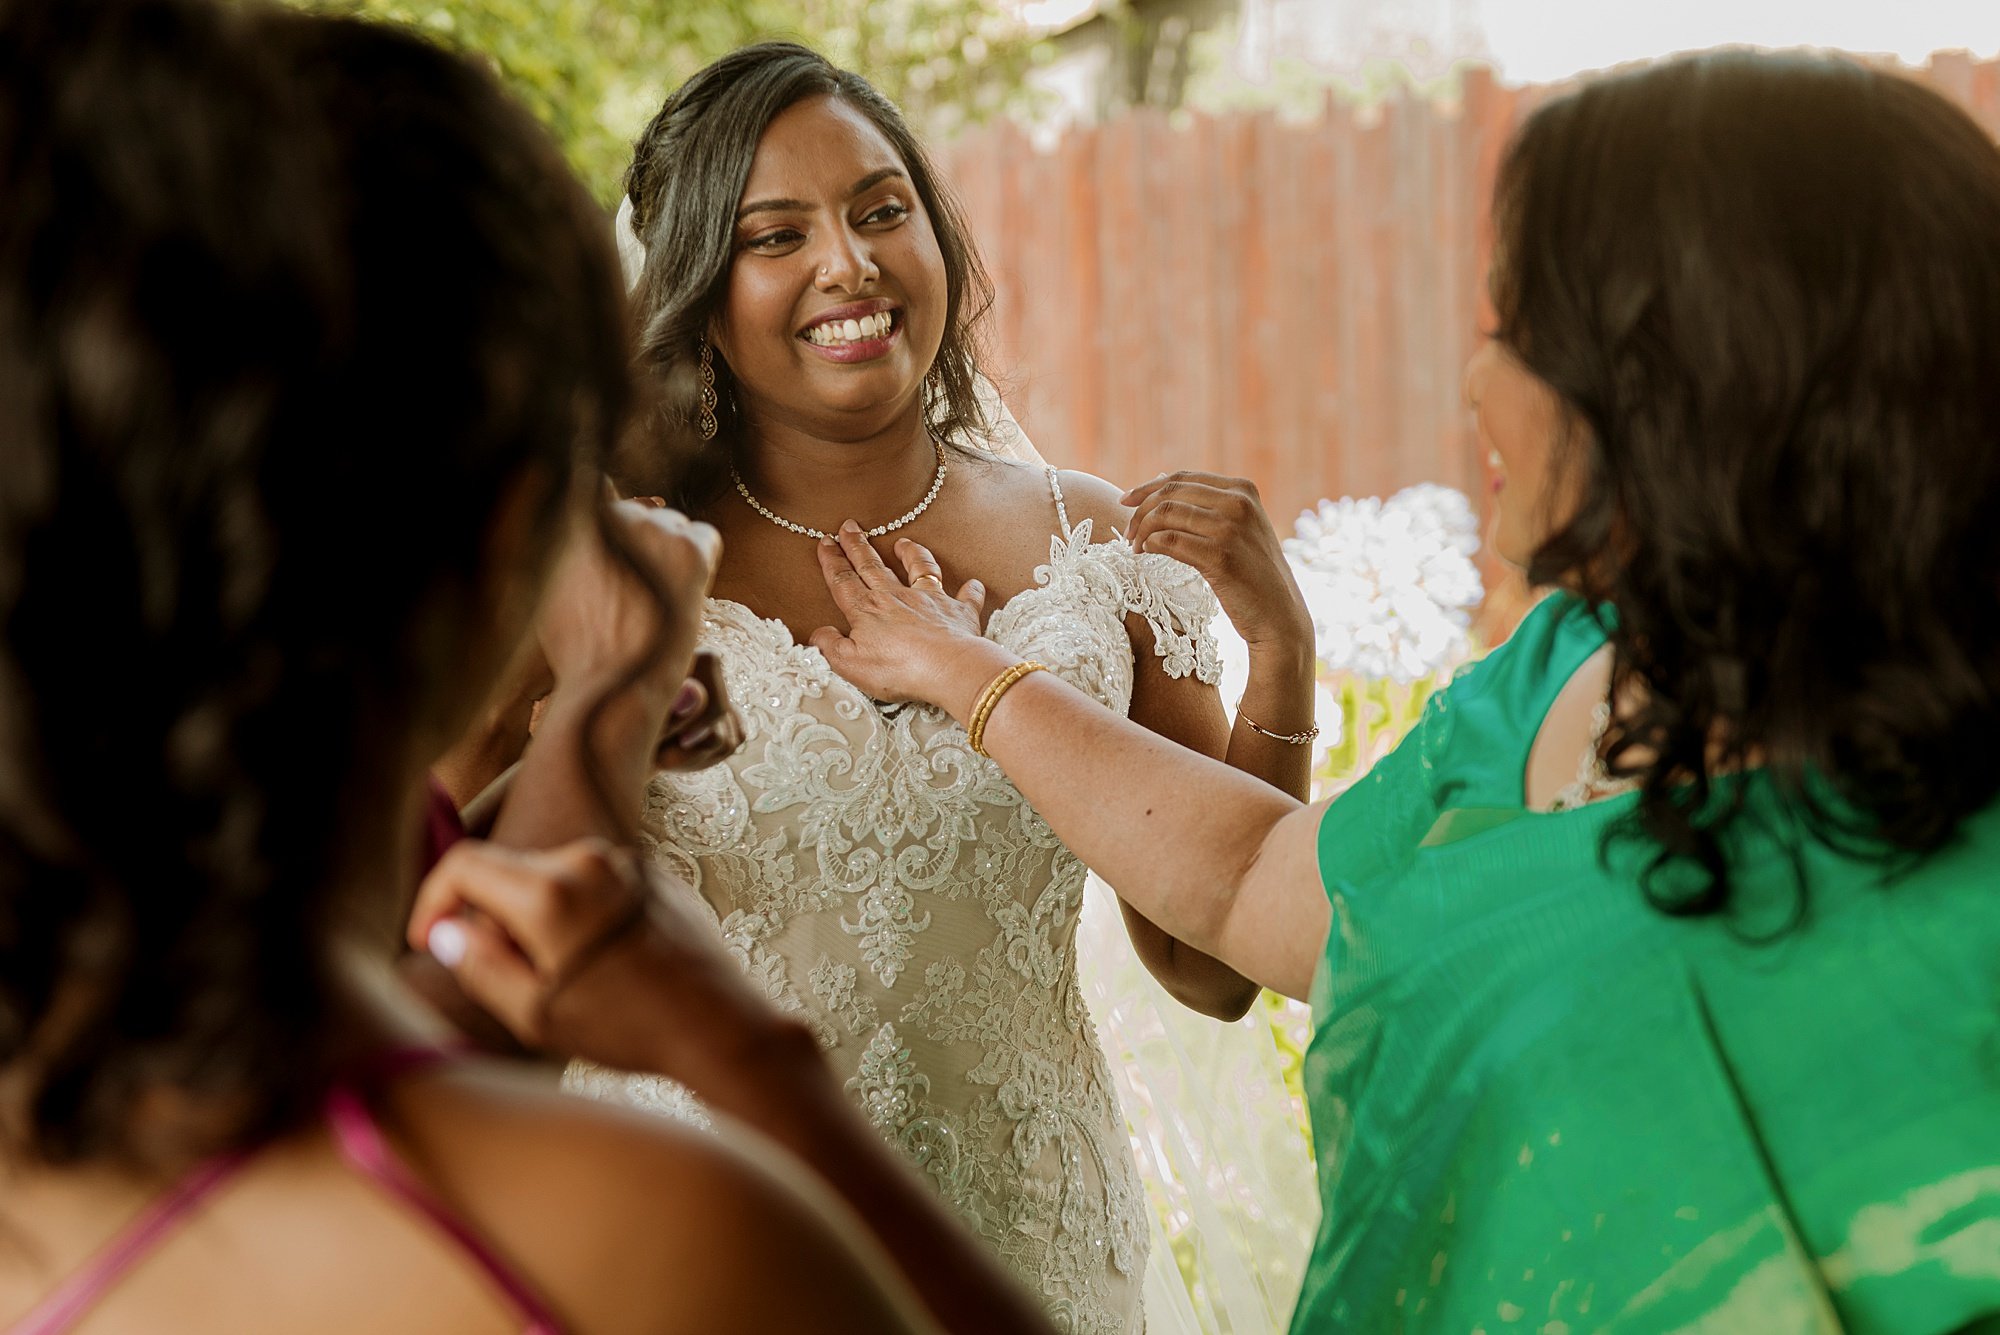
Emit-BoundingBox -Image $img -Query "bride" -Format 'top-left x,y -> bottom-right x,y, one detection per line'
576,41 -> 1316,1334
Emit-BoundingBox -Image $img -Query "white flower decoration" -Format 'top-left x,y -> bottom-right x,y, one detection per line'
1283,484 -> 1484,684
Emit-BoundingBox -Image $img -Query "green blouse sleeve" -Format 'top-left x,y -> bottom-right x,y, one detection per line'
1313,593 -> 1609,901
1314,689 -> 1452,901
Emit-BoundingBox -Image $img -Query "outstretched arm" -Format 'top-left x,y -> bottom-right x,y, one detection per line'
810,525 -> 1331,999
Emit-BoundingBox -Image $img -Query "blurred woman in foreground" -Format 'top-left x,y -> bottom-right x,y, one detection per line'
0,3 -> 1046,1331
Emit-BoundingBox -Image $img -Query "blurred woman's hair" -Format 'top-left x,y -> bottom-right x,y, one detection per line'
1490,51 -> 2000,913
624,40 -> 996,506
0,0 -> 630,1167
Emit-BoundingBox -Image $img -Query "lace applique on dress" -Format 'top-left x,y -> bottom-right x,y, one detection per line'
566,473 -> 1220,1335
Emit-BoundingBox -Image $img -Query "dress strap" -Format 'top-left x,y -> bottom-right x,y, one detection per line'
323,1068 -> 565,1335
7,1150 -> 252,1335
1044,466 -> 1072,537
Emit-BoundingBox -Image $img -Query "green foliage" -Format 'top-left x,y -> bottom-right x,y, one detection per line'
281,0 -> 1046,205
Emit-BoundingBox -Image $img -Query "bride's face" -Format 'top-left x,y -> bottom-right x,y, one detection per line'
711,95 -> 947,437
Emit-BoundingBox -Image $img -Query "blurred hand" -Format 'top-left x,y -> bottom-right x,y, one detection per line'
409,838 -> 812,1084
653,648 -> 744,773
538,497 -> 721,716
1122,471 -> 1312,656
808,525 -> 1012,721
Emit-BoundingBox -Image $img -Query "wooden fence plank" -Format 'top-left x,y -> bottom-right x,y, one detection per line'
1096,114 -> 1144,486
938,53 -> 2000,637
1301,99 -> 1343,528
1355,101 -> 1397,498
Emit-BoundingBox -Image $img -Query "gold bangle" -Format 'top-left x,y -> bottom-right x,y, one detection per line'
968,660 -> 1048,757
1236,702 -> 1319,746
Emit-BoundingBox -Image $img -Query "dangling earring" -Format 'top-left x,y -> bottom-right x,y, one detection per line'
698,338 -> 719,442
924,362 -> 945,415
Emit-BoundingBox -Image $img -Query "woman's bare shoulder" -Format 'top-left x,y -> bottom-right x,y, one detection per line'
1050,469 -> 1136,534
960,456 -> 1131,524
398,1061 -> 932,1335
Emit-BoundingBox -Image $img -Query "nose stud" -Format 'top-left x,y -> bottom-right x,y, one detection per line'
815,257 -> 878,286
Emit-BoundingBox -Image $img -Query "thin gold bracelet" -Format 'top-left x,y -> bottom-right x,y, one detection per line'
968,661 -> 1048,757
1236,702 -> 1319,746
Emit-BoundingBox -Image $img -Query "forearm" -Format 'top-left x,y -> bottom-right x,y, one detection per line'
948,645 -> 1318,995
1115,901 -> 1261,1019
711,1046 -> 1055,1335
488,685 -> 665,850
432,699 -> 534,811
1225,638 -> 1319,801
644,979 -> 1054,1335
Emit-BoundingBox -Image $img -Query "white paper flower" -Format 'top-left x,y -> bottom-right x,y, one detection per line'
1283,484 -> 1484,683
1386,482 -> 1482,557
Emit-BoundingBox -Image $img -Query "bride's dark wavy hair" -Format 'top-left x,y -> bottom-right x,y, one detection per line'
0,0 -> 630,1166
623,41 -> 996,507
1492,51 -> 2000,914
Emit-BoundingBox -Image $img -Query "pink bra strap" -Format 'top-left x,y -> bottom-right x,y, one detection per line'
323,1078 -> 564,1335
7,1149 -> 250,1335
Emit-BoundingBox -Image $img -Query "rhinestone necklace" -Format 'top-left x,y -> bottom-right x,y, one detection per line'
730,438 -> 947,541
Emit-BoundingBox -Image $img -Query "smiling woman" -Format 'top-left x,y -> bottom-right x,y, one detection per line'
573,40 -> 1323,1335
718,110 -> 944,409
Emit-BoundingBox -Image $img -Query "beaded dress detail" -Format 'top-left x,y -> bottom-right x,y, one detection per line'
567,470 -> 1221,1335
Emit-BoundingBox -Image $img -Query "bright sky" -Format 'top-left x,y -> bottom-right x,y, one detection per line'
1481,0 -> 2000,81
1010,0 -> 2000,82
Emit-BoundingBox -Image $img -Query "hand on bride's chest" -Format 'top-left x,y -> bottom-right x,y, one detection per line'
703,457 -> 1107,648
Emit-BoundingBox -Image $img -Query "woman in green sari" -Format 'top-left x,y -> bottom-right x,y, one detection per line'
801,50 -> 2000,1333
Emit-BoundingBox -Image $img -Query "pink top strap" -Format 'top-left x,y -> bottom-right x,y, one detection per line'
7,1045 -> 565,1335
323,1054 -> 567,1335
6,1149 -> 251,1335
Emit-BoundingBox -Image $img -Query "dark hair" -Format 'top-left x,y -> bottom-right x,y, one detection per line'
0,0 -> 630,1166
1491,51 -> 2000,913
624,40 -> 995,506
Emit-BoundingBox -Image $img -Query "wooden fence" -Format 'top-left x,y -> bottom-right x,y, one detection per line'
940,53 -> 2000,632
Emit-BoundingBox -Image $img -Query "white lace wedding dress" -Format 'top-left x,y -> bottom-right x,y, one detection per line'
567,470 -> 1221,1335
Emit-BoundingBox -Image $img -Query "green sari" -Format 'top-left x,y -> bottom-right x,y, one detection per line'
1292,594 -> 2000,1332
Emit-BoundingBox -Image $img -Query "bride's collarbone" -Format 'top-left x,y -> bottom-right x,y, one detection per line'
701,460 -> 1116,646
708,570 -> 1040,649
706,535 -> 1055,644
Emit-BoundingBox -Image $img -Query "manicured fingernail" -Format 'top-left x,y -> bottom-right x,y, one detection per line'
967,580 -> 984,595
427,919 -> 468,968
671,680 -> 702,718
820,537 -> 837,549
840,519 -> 861,535
680,723 -> 715,749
